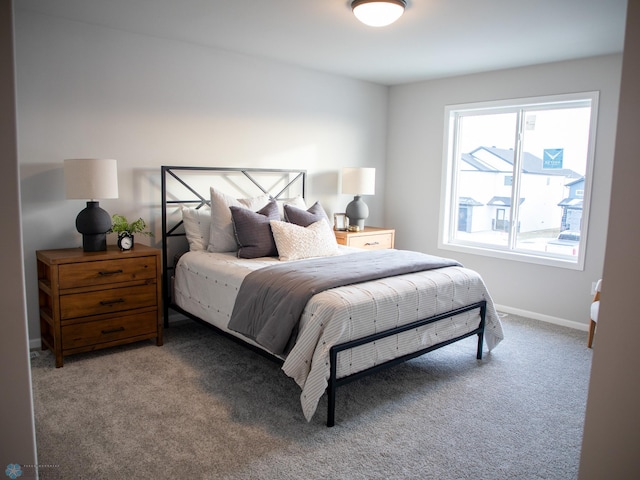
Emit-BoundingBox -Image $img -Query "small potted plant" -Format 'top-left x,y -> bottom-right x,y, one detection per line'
109,214 -> 153,250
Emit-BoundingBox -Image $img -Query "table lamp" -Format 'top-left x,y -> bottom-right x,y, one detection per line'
342,167 -> 375,231
64,158 -> 119,252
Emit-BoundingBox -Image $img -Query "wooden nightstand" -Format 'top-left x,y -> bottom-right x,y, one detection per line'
36,244 -> 163,367
334,227 -> 395,250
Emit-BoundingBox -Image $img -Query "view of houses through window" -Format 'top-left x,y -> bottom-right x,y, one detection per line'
441,92 -> 598,268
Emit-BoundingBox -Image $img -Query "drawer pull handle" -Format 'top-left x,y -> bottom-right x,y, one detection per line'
101,326 -> 125,334
99,298 -> 125,306
364,241 -> 380,246
98,269 -> 124,276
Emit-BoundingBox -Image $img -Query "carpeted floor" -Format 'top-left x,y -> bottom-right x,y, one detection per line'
30,313 -> 592,479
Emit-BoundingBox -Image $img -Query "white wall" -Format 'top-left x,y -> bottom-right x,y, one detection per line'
579,1 -> 640,476
15,10 -> 389,344
386,54 -> 622,326
0,0 -> 37,467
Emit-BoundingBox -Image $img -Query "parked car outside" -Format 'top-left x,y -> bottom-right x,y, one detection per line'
545,231 -> 580,256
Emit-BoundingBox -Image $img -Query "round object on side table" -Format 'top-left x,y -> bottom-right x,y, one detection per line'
117,233 -> 134,251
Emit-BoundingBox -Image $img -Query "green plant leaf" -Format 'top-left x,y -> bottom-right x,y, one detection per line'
109,214 -> 153,236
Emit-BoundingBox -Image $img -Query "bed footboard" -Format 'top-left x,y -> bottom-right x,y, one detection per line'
327,301 -> 487,427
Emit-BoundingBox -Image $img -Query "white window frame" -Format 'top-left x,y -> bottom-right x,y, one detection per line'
438,92 -> 599,270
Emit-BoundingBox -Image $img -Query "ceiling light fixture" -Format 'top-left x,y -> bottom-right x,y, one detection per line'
351,0 -> 406,27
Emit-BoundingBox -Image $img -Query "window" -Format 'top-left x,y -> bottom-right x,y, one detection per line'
440,92 -> 598,269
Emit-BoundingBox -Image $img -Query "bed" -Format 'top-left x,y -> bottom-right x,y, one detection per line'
161,166 -> 504,426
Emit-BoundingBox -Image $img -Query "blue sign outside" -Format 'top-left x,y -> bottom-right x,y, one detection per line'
543,148 -> 564,169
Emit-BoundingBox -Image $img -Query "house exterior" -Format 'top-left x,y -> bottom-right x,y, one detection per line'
558,177 -> 585,232
456,146 -> 581,235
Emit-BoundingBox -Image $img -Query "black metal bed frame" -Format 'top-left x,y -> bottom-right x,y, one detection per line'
161,166 -> 487,427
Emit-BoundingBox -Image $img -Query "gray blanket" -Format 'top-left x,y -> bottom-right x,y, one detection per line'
228,249 -> 462,354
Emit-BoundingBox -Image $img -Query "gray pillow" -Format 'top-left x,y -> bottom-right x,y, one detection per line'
283,201 -> 330,227
207,187 -> 271,253
230,200 -> 280,258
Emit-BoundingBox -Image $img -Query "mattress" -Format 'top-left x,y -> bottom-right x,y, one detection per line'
174,248 -> 504,421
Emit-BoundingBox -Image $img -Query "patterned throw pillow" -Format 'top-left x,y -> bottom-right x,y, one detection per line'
270,219 -> 339,261
181,205 -> 211,251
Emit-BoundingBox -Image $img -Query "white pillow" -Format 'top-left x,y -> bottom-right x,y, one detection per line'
208,187 -> 270,253
270,219 -> 339,261
276,196 -> 307,220
181,205 -> 211,251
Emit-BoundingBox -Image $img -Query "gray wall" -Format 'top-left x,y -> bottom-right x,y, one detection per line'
15,9 -> 389,345
0,0 -> 37,468
386,54 -> 622,326
579,1 -> 640,476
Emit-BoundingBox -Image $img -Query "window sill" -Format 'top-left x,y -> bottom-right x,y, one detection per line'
439,241 -> 585,271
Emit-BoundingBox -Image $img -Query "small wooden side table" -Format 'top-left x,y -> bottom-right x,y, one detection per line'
36,244 -> 163,367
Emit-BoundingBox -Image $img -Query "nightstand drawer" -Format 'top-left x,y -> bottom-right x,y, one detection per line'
334,227 -> 395,250
348,232 -> 394,250
60,283 -> 157,320
59,257 -> 157,289
62,311 -> 158,350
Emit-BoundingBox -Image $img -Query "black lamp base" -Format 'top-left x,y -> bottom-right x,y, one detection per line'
82,233 -> 107,252
75,201 -> 111,252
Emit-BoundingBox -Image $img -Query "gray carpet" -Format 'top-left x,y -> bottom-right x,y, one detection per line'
30,313 -> 592,479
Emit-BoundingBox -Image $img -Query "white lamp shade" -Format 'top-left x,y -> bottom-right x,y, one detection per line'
342,167 -> 376,195
352,0 -> 406,27
64,158 -> 119,199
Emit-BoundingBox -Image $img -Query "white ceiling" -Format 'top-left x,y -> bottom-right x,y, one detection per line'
17,0 -> 627,85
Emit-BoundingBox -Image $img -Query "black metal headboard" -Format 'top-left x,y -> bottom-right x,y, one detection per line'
160,166 -> 306,324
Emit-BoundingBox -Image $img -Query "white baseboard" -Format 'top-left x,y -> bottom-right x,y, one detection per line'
495,304 -> 589,332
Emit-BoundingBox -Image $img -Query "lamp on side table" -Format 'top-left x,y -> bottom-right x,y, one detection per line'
64,158 -> 119,252
342,167 -> 375,231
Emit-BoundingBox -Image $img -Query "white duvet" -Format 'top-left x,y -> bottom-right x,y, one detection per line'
174,248 -> 504,421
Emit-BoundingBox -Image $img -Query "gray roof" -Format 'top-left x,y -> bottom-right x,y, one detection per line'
565,176 -> 586,187
459,197 -> 483,206
558,198 -> 584,209
461,146 -> 582,178
487,196 -> 525,207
